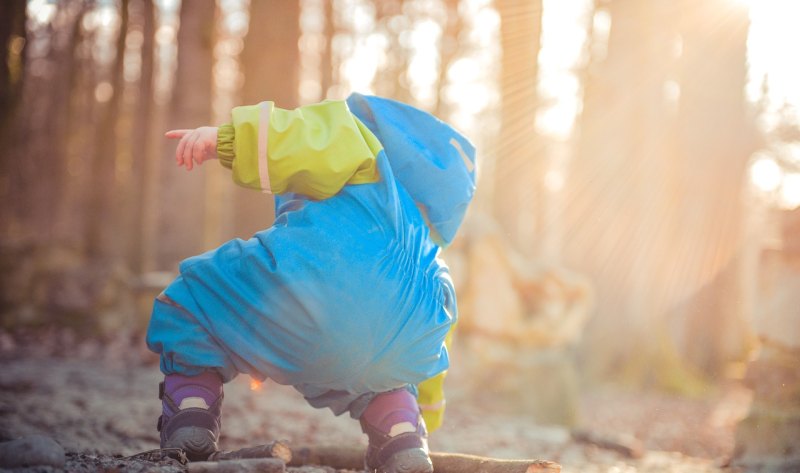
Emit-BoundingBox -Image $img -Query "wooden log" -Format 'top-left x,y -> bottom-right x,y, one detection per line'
430,452 -> 561,473
288,445 -> 561,473
571,429 -> 644,459
208,441 -> 293,464
287,445 -> 361,470
187,458 -> 285,473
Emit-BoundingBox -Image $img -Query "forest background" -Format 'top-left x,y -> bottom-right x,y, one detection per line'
1,0 -> 799,467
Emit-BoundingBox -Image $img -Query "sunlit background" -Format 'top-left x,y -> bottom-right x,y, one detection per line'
2,0 -> 800,469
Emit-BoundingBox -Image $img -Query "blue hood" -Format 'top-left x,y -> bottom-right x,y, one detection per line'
346,93 -> 477,246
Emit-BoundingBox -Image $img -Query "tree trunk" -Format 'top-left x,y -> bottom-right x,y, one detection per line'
53,3 -> 98,252
319,0 -> 335,101
229,0 -> 301,240
565,0 -> 755,382
3,1 -> 86,245
566,0 -> 680,380
374,0 -> 412,103
86,0 -> 129,261
675,0 -> 756,375
0,0 -> 26,127
493,0 -> 543,254
434,0 -> 464,120
129,0 -> 157,273
156,0 -> 216,269
0,0 -> 27,238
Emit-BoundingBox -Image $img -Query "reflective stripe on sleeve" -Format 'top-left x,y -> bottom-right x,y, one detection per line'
257,101 -> 272,193
418,399 -> 446,412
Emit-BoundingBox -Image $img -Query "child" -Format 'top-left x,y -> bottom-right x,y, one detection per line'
146,93 -> 476,472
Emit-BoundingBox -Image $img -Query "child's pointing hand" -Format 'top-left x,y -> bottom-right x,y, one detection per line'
165,126 -> 219,171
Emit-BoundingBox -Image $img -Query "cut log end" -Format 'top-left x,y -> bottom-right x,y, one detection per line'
525,460 -> 562,473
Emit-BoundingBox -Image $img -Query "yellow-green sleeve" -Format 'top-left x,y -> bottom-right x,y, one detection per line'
220,100 -> 381,199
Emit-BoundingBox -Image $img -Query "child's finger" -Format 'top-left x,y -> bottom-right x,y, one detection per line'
192,134 -> 212,166
165,129 -> 191,139
175,132 -> 190,165
183,130 -> 201,171
191,140 -> 204,167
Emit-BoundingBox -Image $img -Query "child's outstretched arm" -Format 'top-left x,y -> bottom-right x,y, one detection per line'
165,126 -> 218,171
218,100 -> 381,198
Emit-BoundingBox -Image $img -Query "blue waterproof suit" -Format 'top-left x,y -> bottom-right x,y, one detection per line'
146,93 -> 477,427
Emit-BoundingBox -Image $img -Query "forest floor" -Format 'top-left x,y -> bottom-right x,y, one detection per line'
0,330 -> 750,472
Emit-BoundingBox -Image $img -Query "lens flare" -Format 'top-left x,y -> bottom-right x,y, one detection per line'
750,155 -> 783,193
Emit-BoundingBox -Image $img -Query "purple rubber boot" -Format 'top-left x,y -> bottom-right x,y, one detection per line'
359,389 -> 433,473
158,372 -> 223,461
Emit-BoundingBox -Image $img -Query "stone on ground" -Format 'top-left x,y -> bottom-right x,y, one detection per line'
0,434 -> 66,468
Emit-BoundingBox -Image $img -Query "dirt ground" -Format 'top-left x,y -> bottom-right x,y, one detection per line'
0,330 -> 750,472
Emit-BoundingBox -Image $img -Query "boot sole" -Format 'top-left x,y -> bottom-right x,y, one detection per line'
376,448 -> 434,473
164,426 -> 218,461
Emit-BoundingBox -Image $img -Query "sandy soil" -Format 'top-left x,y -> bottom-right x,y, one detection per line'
0,331 -> 748,472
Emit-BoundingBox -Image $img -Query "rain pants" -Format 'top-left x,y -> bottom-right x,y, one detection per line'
146,93 -> 477,431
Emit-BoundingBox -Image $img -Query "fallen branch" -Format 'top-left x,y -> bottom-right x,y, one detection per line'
122,447 -> 187,464
430,452 -> 560,473
208,441 -> 293,463
289,445 -> 561,473
571,429 -> 644,459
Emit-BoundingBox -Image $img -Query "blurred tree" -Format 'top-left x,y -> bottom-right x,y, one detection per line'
0,0 -> 26,129
87,0 -> 130,261
2,1 -> 89,245
0,0 -> 27,236
156,0 -> 216,269
674,0 -> 756,375
0,0 -> 148,334
567,0 -> 756,385
567,0 -> 683,382
493,0 -> 543,253
434,0 -> 464,119
374,0 -> 412,103
128,0 -> 158,272
319,0 -> 336,100
230,0 -> 301,239
53,4 -> 95,250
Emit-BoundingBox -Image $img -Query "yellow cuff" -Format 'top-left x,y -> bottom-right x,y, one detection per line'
217,123 -> 235,169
